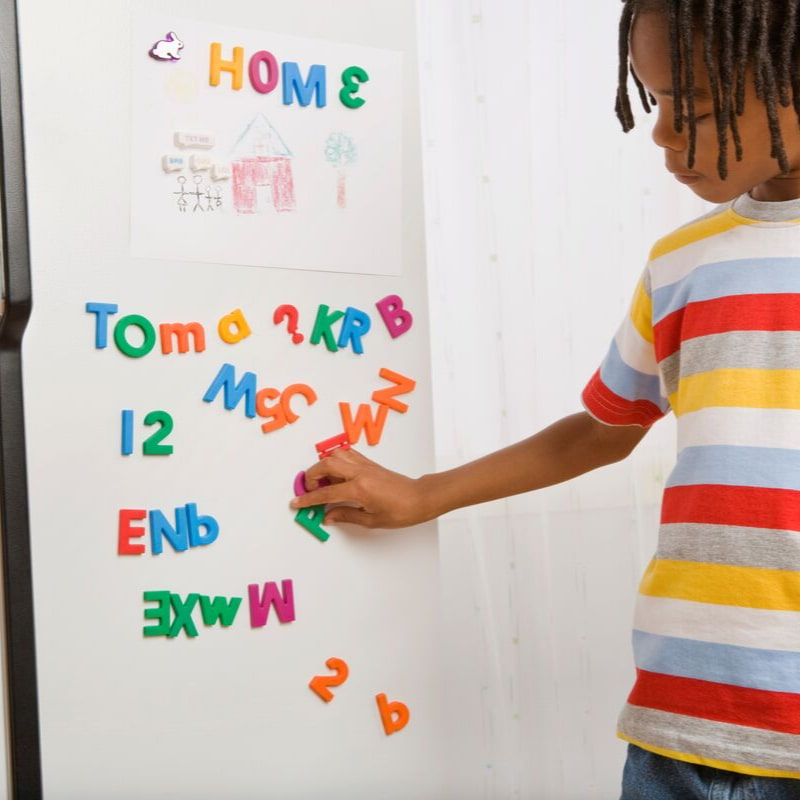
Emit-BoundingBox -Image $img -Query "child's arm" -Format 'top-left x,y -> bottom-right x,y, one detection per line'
291,411 -> 648,529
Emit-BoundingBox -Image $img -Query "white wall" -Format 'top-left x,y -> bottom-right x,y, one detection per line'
417,2 -> 707,798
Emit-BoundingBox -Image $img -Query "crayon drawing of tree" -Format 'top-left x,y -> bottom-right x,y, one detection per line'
324,132 -> 357,209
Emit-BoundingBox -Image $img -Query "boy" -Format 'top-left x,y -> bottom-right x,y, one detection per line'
293,2 -> 800,796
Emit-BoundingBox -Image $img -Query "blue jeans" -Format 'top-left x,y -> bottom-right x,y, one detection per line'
620,744 -> 800,799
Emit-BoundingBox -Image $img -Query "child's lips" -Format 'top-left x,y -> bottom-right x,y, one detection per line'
670,171 -> 702,185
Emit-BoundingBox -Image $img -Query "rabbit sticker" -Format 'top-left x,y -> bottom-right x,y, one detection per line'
149,32 -> 184,61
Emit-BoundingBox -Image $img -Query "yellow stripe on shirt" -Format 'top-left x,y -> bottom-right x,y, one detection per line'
639,559 -> 800,611
629,279 -> 654,344
649,209 -> 753,261
617,734 -> 800,780
669,369 -> 800,416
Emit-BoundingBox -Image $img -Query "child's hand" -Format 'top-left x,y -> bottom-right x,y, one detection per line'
290,448 -> 429,529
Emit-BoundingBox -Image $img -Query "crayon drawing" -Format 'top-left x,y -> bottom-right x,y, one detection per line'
173,175 -> 223,213
324,132 -> 357,209
231,115 -> 296,214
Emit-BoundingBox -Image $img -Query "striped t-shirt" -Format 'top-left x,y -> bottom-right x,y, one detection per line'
582,192 -> 800,779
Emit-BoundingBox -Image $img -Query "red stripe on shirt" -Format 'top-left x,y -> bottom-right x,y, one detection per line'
661,484 -> 800,530
628,668 -> 800,734
582,369 -> 664,427
654,294 -> 800,362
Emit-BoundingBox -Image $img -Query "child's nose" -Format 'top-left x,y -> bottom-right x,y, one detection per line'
652,109 -> 687,152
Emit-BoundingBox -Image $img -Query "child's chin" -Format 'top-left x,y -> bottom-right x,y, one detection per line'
686,183 -> 741,204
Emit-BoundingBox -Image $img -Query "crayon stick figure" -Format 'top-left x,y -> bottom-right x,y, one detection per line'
174,175 -> 188,213
192,175 -> 204,213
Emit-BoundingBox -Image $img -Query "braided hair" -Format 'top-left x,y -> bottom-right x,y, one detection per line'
616,0 -> 800,178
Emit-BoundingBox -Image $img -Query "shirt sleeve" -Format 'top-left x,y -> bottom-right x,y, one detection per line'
581,267 -> 670,428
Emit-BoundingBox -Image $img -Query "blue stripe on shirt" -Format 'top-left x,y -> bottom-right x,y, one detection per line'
599,339 -> 669,411
633,629 -> 800,694
667,445 -> 800,491
652,258 -> 800,323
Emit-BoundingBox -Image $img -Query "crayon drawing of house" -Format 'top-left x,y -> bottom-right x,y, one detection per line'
231,114 -> 296,214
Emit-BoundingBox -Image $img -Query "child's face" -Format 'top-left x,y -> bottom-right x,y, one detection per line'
630,10 -> 800,203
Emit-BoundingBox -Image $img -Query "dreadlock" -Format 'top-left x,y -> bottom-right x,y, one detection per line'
616,0 -> 800,178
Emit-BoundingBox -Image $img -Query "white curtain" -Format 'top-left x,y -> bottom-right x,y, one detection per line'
416,2 -> 707,798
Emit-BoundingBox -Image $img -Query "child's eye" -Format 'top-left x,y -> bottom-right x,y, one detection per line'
682,113 -> 713,124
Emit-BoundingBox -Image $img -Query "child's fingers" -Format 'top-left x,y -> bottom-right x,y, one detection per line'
303,447 -> 370,488
318,446 -> 371,468
290,447 -> 403,527
324,506 -> 376,528
303,460 -> 351,488
290,482 -> 362,510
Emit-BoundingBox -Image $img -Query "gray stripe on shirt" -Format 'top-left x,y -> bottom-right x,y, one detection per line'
657,523 -> 800,571
619,704 -> 800,773
660,331 -> 800,395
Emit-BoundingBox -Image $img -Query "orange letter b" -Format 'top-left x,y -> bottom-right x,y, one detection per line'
376,693 -> 409,735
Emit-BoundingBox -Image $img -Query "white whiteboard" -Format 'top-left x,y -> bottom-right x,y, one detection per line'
12,0 -> 443,797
